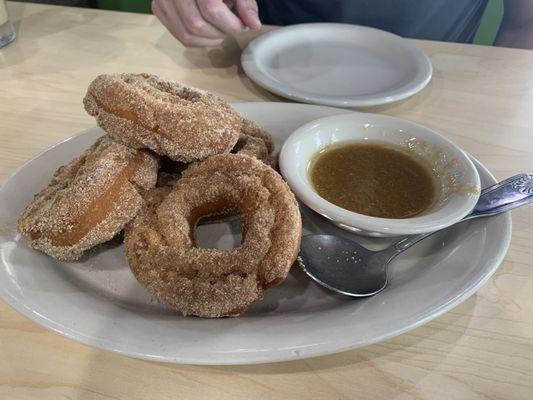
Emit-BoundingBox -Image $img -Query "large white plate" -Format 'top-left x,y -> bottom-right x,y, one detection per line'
242,24 -> 432,107
0,103 -> 510,365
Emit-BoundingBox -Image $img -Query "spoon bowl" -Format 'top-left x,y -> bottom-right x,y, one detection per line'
299,235 -> 391,296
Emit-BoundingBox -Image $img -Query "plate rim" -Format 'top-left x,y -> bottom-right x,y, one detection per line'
241,23 -> 433,108
0,102 -> 511,364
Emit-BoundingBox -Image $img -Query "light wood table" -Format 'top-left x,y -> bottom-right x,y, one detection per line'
1,2 -> 532,399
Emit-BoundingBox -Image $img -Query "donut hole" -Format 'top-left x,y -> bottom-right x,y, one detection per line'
194,215 -> 243,250
122,74 -> 203,104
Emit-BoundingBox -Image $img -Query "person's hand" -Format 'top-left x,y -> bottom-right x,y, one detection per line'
152,0 -> 261,47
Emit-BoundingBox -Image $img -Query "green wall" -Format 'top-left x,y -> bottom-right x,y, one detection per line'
474,0 -> 503,45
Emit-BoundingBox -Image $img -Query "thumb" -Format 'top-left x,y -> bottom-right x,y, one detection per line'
233,0 -> 261,29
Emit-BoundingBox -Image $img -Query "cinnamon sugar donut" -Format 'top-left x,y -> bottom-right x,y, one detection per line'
125,154 -> 302,318
232,119 -> 277,166
232,133 -> 269,163
18,136 -> 159,261
239,118 -> 274,154
83,73 -> 241,162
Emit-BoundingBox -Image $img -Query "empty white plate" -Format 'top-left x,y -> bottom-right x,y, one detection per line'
242,24 -> 433,107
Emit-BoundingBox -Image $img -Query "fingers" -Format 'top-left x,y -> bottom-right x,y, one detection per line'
196,0 -> 245,34
233,0 -> 261,29
152,0 -> 224,47
174,0 -> 226,38
152,0 -> 261,47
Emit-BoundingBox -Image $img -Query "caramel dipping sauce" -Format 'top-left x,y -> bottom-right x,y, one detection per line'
309,142 -> 437,219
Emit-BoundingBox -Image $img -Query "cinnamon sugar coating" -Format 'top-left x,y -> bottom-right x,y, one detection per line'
83,73 -> 241,162
18,136 -> 159,261
239,118 -> 274,154
125,154 -> 302,318
232,134 -> 269,163
232,119 -> 277,167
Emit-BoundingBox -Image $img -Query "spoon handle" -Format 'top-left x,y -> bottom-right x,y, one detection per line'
394,173 -> 533,253
469,173 -> 533,217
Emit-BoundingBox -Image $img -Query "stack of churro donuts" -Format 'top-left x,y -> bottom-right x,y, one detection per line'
18,73 -> 302,318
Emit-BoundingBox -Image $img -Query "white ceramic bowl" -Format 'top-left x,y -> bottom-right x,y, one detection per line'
279,113 -> 481,237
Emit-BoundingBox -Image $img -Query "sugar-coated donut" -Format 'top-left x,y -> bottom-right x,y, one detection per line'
83,73 -> 242,162
18,136 -> 159,261
232,119 -> 277,167
239,118 -> 274,154
125,154 -> 302,317
232,133 -> 269,163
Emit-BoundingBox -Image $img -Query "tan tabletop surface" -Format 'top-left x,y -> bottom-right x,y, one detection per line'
1,2 -> 532,399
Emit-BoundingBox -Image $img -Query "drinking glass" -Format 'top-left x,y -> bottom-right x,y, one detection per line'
0,0 -> 15,48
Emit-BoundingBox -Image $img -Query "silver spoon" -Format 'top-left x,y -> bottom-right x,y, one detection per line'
298,173 -> 533,297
